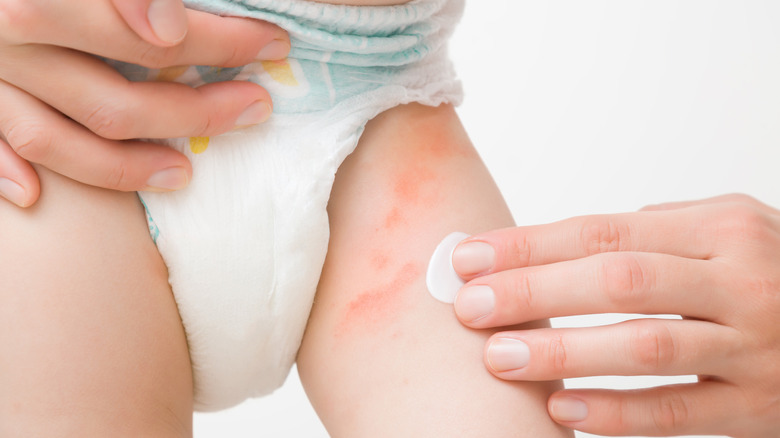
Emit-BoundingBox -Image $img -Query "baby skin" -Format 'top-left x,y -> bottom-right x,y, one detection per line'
299,103 -> 570,436
0,102 -> 570,436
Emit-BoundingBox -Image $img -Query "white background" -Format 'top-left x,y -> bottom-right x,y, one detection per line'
194,1 -> 780,436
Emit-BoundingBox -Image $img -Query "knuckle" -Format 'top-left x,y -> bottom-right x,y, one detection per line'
509,271 -> 535,312
102,161 -> 132,191
0,0 -> 37,43
611,396 -> 632,435
651,387 -> 690,434
599,254 -> 649,307
219,44 -> 246,68
723,193 -> 760,206
508,232 -> 533,267
82,101 -> 133,140
746,276 -> 780,304
546,334 -> 569,375
194,110 -> 217,137
135,44 -> 179,69
629,322 -> 676,371
5,121 -> 52,163
212,19 -> 263,67
579,216 -> 632,256
713,204 -> 772,242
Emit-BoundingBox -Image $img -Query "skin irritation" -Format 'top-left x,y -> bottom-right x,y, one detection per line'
338,105 -> 476,337
337,263 -> 421,337
379,107 -> 474,233
370,252 -> 391,271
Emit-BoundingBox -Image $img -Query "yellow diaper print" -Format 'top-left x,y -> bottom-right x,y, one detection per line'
261,60 -> 299,86
190,137 -> 210,154
156,65 -> 189,82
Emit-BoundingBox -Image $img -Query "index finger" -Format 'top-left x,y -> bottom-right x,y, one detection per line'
452,210 -> 716,278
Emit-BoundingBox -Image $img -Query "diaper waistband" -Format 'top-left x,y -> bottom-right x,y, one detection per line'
110,0 -> 464,114
184,0 -> 463,67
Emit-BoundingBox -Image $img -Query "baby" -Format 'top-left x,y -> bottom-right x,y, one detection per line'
107,0 -> 466,410
0,0 -> 568,436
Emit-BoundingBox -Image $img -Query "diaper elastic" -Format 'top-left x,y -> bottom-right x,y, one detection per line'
110,0 -> 464,411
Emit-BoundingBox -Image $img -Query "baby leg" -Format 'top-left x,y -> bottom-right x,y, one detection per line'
298,103 -> 572,436
0,168 -> 193,436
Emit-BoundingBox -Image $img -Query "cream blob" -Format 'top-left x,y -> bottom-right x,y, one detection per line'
426,232 -> 470,303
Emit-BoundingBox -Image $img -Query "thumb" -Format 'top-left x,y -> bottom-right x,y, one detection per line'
112,0 -> 189,47
0,138 -> 40,208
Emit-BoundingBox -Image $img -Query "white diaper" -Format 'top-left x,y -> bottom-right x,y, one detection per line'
112,0 -> 463,411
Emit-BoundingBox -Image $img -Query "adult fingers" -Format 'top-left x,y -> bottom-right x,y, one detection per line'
3,1 -> 289,68
0,80 -> 191,193
116,8 -> 289,67
547,382 -> 744,437
112,0 -> 189,47
483,319 -> 739,380
640,193 -> 775,214
0,138 -> 38,207
455,252 -> 726,327
452,209 -> 716,278
1,47 -> 271,140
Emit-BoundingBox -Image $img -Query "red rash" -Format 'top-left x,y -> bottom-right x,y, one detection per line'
337,263 -> 421,337
384,207 -> 404,229
336,111 -> 473,337
383,160 -> 441,231
370,252 -> 391,271
392,164 -> 437,205
421,129 -> 470,160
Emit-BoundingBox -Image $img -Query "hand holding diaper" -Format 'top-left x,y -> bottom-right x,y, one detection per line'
0,0 -> 288,207
446,194 -> 780,437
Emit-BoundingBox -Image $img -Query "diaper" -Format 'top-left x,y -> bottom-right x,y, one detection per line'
110,0 -> 463,411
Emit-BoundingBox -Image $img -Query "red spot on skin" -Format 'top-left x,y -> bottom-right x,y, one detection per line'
425,135 -> 464,159
378,113 -> 477,232
370,252 -> 391,271
400,107 -> 473,161
393,165 -> 437,204
384,207 -> 404,229
337,263 -> 421,337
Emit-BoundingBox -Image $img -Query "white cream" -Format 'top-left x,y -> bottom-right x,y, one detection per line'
426,232 -> 470,303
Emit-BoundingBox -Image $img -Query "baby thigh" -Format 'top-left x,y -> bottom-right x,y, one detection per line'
298,103 -> 572,437
0,167 -> 193,436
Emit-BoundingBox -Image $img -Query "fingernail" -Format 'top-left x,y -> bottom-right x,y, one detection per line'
0,177 -> 28,207
148,0 -> 188,44
235,101 -> 272,127
549,396 -> 588,422
256,39 -> 291,61
487,338 -> 530,372
144,167 -> 189,191
452,241 -> 495,276
455,285 -> 495,322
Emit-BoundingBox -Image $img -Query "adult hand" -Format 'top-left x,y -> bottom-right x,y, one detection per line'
0,0 -> 289,207
452,194 -> 780,437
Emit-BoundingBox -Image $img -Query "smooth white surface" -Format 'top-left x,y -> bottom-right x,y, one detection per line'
426,231 -> 470,303
195,1 -> 779,436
